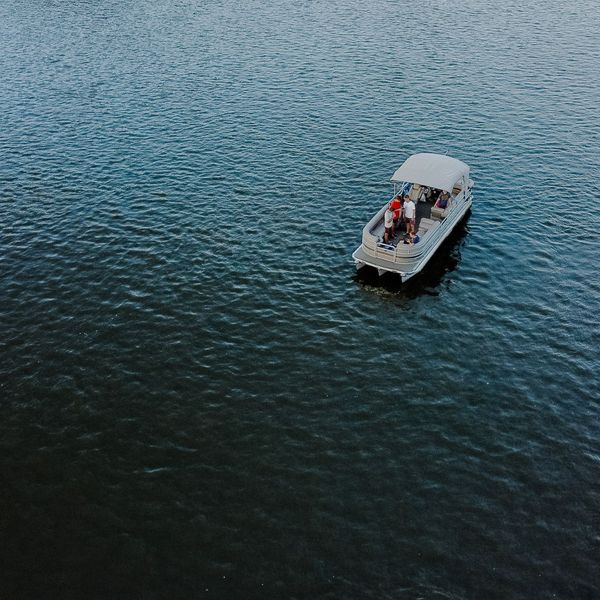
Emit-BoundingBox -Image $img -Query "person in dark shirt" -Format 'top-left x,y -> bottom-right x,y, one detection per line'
435,190 -> 450,209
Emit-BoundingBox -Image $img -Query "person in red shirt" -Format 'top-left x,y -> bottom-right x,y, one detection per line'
390,195 -> 403,234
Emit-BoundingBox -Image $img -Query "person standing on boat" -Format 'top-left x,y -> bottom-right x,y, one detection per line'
404,194 -> 416,236
384,204 -> 394,243
390,195 -> 402,234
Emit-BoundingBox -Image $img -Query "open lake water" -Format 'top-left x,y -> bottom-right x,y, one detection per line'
1,0 -> 599,598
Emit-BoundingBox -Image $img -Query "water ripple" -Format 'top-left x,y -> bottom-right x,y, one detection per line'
1,0 -> 599,598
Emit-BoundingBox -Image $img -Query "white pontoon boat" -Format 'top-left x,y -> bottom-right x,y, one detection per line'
352,153 -> 473,282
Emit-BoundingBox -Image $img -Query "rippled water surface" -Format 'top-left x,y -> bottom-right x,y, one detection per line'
1,0 -> 599,598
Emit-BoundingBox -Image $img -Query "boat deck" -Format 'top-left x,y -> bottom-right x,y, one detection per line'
372,200 -> 434,246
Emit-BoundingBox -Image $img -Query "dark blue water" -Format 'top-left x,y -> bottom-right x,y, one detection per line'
1,0 -> 599,598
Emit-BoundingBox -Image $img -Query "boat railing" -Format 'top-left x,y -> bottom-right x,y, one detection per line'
375,239 -> 421,260
376,242 -> 396,252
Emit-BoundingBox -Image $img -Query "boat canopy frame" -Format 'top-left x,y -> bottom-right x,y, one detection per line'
390,153 -> 470,194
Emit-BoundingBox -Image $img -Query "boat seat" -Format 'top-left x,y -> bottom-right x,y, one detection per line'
370,221 -> 385,238
431,195 -> 453,220
418,217 -> 436,233
431,205 -> 449,220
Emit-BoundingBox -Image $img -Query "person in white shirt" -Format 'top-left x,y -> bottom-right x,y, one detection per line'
403,195 -> 416,236
384,205 -> 394,243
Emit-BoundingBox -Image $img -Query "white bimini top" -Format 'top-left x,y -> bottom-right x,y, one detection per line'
390,153 -> 470,193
